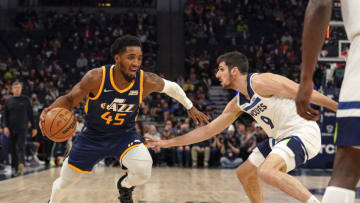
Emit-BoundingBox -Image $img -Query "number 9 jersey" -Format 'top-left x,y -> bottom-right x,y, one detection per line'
84,64 -> 143,133
236,73 -> 319,140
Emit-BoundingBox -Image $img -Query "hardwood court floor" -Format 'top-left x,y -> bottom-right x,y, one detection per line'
0,167 -> 359,203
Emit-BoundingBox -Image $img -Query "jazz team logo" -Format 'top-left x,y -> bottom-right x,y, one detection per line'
101,98 -> 136,113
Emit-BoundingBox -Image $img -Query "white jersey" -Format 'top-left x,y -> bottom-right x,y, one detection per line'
341,0 -> 360,41
237,74 -> 319,140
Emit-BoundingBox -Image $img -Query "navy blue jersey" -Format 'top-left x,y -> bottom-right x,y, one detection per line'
84,65 -> 143,133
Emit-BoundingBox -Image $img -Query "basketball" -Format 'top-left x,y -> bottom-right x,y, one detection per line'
43,107 -> 77,142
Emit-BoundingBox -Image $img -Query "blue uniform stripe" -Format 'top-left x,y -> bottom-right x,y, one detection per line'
243,97 -> 261,111
246,73 -> 255,98
338,101 -> 360,110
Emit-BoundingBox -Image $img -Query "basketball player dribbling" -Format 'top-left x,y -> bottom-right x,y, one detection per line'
146,51 -> 338,203
39,35 -> 209,203
296,0 -> 360,202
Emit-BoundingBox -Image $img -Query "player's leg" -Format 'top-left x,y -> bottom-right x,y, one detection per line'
49,130 -> 104,202
119,143 -> 152,188
118,143 -> 152,203
49,158 -> 85,203
322,146 -> 360,203
236,138 -> 276,203
257,136 -> 320,203
236,160 -> 263,203
258,154 -> 317,203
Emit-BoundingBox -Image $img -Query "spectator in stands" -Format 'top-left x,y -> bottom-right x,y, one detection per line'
220,125 -> 243,169
76,52 -> 88,69
176,122 -> 191,167
160,120 -> 177,166
191,137 -> 210,168
145,125 -> 161,166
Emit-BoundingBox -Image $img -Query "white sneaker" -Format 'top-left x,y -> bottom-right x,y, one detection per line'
33,155 -> 45,165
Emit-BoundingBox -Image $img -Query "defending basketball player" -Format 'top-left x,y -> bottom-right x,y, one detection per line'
296,0 -> 360,202
39,35 -> 209,203
146,52 -> 338,203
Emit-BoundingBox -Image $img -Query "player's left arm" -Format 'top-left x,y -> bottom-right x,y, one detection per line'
253,73 -> 338,112
143,72 -> 209,125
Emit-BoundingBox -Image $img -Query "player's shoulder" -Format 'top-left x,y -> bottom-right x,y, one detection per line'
143,71 -> 162,83
84,67 -> 104,81
251,72 -> 278,84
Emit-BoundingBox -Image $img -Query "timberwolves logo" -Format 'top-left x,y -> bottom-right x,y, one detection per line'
100,98 -> 136,113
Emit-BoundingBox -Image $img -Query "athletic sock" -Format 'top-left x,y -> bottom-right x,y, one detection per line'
322,186 -> 355,203
306,195 -> 320,203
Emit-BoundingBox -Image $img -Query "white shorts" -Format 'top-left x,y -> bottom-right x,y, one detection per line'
248,123 -> 321,172
335,35 -> 360,146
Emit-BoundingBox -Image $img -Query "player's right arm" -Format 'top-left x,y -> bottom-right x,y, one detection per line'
296,0 -> 333,120
39,68 -> 103,134
146,96 -> 243,149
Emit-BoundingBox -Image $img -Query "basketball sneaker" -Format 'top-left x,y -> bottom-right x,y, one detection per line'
17,163 -> 24,176
117,174 -> 135,203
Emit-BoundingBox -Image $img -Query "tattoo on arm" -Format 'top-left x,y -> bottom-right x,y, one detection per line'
144,72 -> 165,94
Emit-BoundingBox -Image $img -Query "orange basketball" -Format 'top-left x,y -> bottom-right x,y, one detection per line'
44,107 -> 77,142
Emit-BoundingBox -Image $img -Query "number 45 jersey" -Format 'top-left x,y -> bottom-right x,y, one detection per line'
84,65 -> 143,133
237,73 -> 319,140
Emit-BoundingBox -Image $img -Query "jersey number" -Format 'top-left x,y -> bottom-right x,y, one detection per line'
260,116 -> 274,129
101,112 -> 126,125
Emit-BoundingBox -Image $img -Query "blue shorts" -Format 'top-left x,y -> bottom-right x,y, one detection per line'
335,117 -> 360,146
68,127 -> 143,173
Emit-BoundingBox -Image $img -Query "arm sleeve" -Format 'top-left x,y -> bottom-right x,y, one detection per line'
160,79 -> 193,110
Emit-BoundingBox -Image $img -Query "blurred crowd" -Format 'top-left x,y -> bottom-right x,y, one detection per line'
0,0 -> 345,174
19,0 -> 156,8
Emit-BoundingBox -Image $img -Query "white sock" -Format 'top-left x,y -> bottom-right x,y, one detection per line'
322,186 -> 355,203
306,195 -> 320,203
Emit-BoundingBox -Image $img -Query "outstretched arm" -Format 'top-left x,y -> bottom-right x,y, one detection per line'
253,73 -> 337,113
296,0 -> 333,120
143,72 -> 209,125
146,96 -> 242,148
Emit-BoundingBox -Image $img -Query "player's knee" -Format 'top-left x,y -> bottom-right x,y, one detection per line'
257,166 -> 274,184
236,163 -> 255,183
131,159 -> 152,184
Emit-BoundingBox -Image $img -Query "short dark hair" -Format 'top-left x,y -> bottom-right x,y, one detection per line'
216,51 -> 249,74
110,35 -> 142,57
12,80 -> 23,87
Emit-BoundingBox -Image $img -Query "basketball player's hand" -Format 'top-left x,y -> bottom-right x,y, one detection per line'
296,80 -> 320,121
144,136 -> 170,150
187,107 -> 210,126
39,107 -> 51,136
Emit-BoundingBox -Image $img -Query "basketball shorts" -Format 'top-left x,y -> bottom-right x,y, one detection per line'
248,123 -> 321,172
67,126 -> 143,173
335,36 -> 360,147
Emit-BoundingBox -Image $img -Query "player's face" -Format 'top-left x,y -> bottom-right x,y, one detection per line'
116,46 -> 143,81
216,62 -> 232,88
11,84 -> 22,96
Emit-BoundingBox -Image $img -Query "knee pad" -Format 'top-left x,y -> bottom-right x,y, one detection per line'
122,144 -> 153,185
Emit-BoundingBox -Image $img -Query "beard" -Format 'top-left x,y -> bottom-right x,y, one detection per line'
221,73 -> 233,89
120,69 -> 135,82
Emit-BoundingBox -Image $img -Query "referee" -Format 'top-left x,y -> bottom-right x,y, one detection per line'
4,81 -> 37,176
